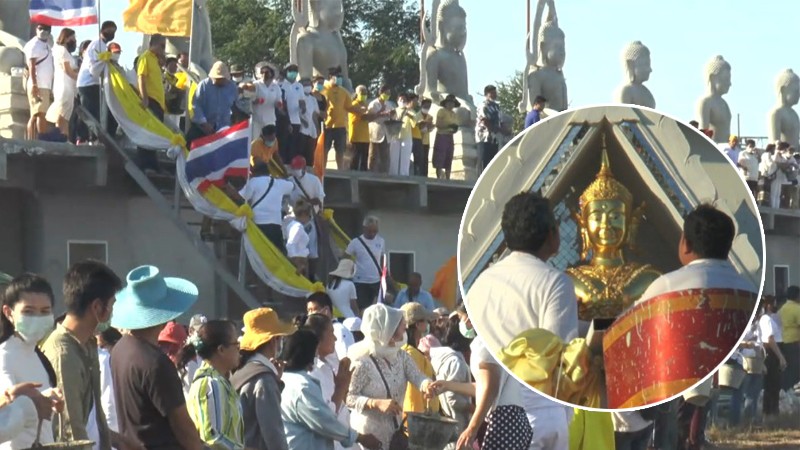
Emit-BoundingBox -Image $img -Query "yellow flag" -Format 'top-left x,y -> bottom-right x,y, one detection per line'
123,0 -> 193,37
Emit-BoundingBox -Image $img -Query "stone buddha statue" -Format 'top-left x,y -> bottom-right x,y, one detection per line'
614,41 -> 655,109
696,55 -> 732,144
0,0 -> 31,73
567,148 -> 661,322
292,0 -> 351,91
768,69 -> 800,149
519,0 -> 567,113
419,0 -> 473,108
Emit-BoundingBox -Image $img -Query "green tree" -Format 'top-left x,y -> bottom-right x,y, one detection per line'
209,0 -> 421,94
495,71 -> 525,135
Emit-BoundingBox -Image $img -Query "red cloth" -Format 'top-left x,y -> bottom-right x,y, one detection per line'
158,321 -> 188,345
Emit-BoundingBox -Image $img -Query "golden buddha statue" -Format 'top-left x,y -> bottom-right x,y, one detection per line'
567,146 -> 661,321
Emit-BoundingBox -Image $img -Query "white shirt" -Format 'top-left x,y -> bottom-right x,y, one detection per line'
470,338 -> 522,409
333,321 -> 354,361
738,149 -> 760,181
290,172 -> 325,211
285,219 -> 310,258
308,353 -> 352,450
87,348 -> 117,450
466,251 -> 579,357
51,45 -> 77,95
611,411 -> 652,433
724,146 -> 740,165
23,37 -> 54,90
759,313 -> 782,344
77,38 -> 106,87
328,279 -> 358,318
346,235 -> 386,284
252,80 -> 281,126
239,176 -> 294,225
638,258 -> 757,304
0,335 -> 55,449
286,81 -> 304,125
301,93 -> 319,138
0,396 -> 38,444
367,99 -> 390,143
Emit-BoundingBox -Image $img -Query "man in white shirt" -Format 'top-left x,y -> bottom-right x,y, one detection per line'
283,64 -> 305,160
299,78 -> 320,164
737,139 -> 759,194
77,21 -> 118,141
306,293 -> 355,360
250,62 -> 281,137
23,23 -> 54,140
285,201 -> 312,278
465,192 -> 578,450
232,162 -> 294,255
723,135 -> 740,165
288,155 -> 325,277
345,216 -> 386,310
367,85 -> 393,173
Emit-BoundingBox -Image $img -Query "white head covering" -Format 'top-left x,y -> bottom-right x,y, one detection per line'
348,303 -> 405,361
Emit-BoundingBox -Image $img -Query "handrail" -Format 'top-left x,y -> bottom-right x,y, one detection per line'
76,105 -> 261,310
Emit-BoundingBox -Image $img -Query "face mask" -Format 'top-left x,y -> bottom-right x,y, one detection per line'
398,100 -> 406,107
395,332 -> 408,347
232,76 -> 243,83
111,53 -> 121,62
459,320 -> 477,339
424,323 -> 431,335
96,320 -> 111,333
14,314 -> 54,345
287,71 -> 298,81
303,85 -> 312,94
336,76 -> 343,86
37,30 -> 50,41
421,108 -> 430,114
264,139 -> 276,147
291,169 -> 302,178
358,94 -> 367,102
380,93 -> 390,102
66,41 -> 77,53
102,31 -> 115,42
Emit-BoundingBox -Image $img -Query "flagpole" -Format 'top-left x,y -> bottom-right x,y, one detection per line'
98,0 -> 108,134
184,0 -> 195,135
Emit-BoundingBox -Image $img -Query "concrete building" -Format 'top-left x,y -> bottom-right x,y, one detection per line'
760,208 -> 800,298
0,137 -> 471,319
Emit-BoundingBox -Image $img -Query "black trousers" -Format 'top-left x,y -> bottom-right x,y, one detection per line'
412,138 -> 427,176
764,346 -> 782,416
257,223 -> 287,256
779,341 -> 799,391
78,85 -> 117,140
324,127 -> 347,161
350,142 -> 369,171
479,141 -> 499,171
138,99 -> 164,171
354,282 -> 380,310
287,124 -> 303,161
276,114 -> 291,162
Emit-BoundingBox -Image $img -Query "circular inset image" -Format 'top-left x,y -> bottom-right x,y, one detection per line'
458,104 -> 765,410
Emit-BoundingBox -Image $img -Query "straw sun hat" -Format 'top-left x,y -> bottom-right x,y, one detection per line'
240,308 -> 297,351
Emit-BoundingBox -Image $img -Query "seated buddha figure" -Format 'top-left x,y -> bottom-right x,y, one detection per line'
567,149 -> 662,322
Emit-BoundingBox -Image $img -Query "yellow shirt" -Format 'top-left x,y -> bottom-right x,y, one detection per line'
779,300 -> 800,343
402,344 -> 440,422
397,108 -> 420,141
435,108 -> 460,135
569,410 -> 615,450
136,49 -> 166,110
348,99 -> 370,143
414,113 -> 433,145
250,137 -> 279,167
323,85 -> 351,129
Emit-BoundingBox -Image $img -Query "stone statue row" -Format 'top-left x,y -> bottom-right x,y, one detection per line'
521,0 -> 799,149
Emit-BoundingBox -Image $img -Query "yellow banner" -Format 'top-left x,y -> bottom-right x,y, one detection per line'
123,0 -> 193,37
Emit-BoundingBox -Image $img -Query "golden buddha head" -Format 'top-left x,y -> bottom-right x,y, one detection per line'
577,148 -> 640,259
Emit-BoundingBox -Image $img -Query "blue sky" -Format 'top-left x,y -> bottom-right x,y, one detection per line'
59,0 -> 798,139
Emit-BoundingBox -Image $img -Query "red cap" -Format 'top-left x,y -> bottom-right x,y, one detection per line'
158,321 -> 188,345
290,156 -> 306,170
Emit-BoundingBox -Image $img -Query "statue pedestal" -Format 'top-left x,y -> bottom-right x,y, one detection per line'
0,74 -> 28,140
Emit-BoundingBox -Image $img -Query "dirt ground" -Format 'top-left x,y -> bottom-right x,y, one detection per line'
707,414 -> 800,449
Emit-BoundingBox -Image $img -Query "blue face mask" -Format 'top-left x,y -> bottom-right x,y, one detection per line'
264,139 -> 276,147
315,83 -> 324,91
459,320 -> 477,339
287,71 -> 298,81
336,76 -> 343,86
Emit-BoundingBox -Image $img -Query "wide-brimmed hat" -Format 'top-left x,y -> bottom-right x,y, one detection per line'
329,259 -> 356,279
401,302 -> 437,324
158,321 -> 188,345
240,307 -> 297,351
112,266 -> 198,331
230,64 -> 244,75
209,61 -> 230,79
440,94 -> 461,108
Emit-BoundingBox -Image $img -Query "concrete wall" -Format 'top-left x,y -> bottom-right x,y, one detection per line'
763,232 -> 800,297
32,191 -> 218,318
365,209 -> 461,290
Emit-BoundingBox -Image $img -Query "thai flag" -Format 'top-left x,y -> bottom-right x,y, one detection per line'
379,254 -> 388,304
30,0 -> 99,26
185,121 -> 251,192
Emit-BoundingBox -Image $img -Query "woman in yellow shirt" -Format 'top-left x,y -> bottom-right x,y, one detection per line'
432,94 -> 461,180
399,303 -> 440,420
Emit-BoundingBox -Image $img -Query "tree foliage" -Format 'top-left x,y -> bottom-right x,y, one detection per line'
208,0 -> 421,94
495,71 -> 525,135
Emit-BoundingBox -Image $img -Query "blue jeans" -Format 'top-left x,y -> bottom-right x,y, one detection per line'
741,373 -> 764,425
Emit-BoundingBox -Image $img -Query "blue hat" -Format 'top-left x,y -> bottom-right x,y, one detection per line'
112,266 -> 198,330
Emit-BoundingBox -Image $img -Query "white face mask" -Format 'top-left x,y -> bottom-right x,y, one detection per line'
111,53 -> 121,62
303,86 -> 312,94
13,313 -> 55,345
421,108 -> 430,114
36,30 -> 50,41
291,169 -> 303,178
398,100 -> 405,107
233,76 -> 243,83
